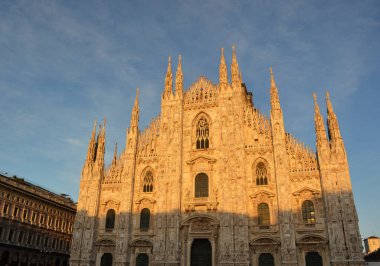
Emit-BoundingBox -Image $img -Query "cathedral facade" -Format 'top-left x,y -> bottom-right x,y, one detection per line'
70,47 -> 364,266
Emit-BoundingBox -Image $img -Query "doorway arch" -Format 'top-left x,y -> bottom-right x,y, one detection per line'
191,239 -> 212,266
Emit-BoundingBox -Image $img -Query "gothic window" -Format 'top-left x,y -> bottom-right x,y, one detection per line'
105,209 -> 115,229
256,162 -> 268,185
196,117 -> 209,149
258,203 -> 270,226
302,200 -> 316,224
143,171 -> 154,192
140,208 -> 150,232
195,173 -> 209,198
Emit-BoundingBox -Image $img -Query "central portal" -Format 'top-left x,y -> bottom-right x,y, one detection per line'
191,239 -> 212,266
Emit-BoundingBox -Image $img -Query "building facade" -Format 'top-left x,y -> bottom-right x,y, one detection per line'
70,47 -> 365,266
0,173 -> 76,266
364,236 -> 380,255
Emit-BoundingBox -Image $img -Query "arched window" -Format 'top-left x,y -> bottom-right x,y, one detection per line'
196,117 -> 209,149
258,203 -> 270,226
259,253 -> 275,266
136,253 -> 149,266
143,171 -> 153,192
195,173 -> 209,198
140,208 -> 150,232
302,200 -> 316,224
256,162 -> 268,185
105,209 -> 115,230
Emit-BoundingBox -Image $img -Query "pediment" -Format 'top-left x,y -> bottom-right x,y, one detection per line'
297,235 -> 326,244
95,238 -> 115,246
135,196 -> 156,204
249,190 -> 276,199
130,237 -> 153,247
293,186 -> 320,196
186,155 -> 217,165
250,237 -> 280,246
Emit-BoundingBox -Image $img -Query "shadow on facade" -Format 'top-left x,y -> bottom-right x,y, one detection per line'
69,190 -> 364,266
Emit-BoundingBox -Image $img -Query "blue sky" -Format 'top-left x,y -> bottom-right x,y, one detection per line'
0,0 -> 379,238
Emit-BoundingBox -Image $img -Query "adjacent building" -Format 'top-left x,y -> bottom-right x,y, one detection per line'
0,173 -> 76,266
70,47 -> 365,266
364,236 -> 380,255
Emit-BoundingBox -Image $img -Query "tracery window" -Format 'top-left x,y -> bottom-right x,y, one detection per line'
196,117 -> 209,149
143,171 -> 154,192
256,162 -> 268,185
258,203 -> 270,226
105,209 -> 115,229
302,200 -> 316,224
140,208 -> 150,232
195,173 -> 209,198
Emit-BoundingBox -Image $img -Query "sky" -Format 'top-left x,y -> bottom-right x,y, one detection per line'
0,0 -> 379,239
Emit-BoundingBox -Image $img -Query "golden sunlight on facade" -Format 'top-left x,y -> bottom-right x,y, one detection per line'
70,47 -> 364,266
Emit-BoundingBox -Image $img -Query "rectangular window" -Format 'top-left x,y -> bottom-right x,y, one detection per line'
40,215 -> 45,224
27,233 -> 33,245
13,206 -> 19,217
23,209 -> 28,220
36,235 -> 41,246
45,236 -> 49,247
8,230 -> 14,241
18,231 -> 23,242
48,217 -> 52,226
3,204 -> 9,214
32,212 -> 36,222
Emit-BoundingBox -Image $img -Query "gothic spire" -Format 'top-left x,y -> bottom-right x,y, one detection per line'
95,118 -> 106,168
326,91 -> 342,142
112,142 -> 118,167
219,47 -> 228,86
163,56 -> 173,100
269,67 -> 281,111
175,54 -> 183,97
85,119 -> 97,164
131,88 -> 139,129
231,45 -> 241,86
313,93 -> 328,147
